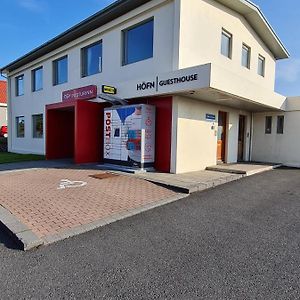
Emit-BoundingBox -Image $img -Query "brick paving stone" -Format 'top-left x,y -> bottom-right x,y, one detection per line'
0,169 -> 176,239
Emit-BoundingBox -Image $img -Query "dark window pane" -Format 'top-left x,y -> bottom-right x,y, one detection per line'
242,45 -> 250,68
258,55 -> 265,76
265,116 -> 272,134
33,67 -> 43,91
82,42 -> 102,77
54,56 -> 68,85
277,116 -> 284,134
16,75 -> 24,96
124,19 -> 154,65
16,116 -> 25,138
32,114 -> 43,138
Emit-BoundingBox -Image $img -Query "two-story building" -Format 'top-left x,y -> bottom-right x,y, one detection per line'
1,0 -> 299,173
0,80 -> 7,128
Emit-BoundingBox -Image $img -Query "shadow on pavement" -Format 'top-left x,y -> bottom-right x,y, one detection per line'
0,224 -> 22,250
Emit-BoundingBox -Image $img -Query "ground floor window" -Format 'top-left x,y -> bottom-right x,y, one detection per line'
277,115 -> 284,134
265,116 -> 272,134
16,116 -> 25,138
32,114 -> 43,138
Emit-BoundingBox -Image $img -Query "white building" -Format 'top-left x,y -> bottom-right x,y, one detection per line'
1,0 -> 298,173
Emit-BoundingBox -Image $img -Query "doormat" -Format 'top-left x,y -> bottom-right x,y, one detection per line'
89,173 -> 119,180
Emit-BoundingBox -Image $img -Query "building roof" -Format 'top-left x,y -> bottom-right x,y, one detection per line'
0,0 -> 289,74
0,81 -> 7,104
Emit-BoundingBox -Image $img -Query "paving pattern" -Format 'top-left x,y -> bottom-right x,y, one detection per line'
0,168 -> 176,239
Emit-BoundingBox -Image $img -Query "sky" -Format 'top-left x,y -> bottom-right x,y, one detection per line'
0,0 -> 299,96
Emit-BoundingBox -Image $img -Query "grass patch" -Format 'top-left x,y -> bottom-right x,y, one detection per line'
0,152 -> 45,164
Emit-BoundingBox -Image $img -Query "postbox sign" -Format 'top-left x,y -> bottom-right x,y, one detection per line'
62,85 -> 97,101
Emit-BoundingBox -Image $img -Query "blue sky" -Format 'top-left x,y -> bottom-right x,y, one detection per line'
0,0 -> 299,96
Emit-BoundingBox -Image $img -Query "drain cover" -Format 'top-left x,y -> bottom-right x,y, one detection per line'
89,173 -> 119,180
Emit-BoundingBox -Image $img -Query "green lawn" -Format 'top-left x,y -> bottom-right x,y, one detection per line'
0,152 -> 45,164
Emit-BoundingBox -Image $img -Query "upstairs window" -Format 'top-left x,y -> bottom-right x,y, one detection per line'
53,56 -> 68,85
123,18 -> 154,65
242,44 -> 251,69
82,41 -> 103,77
32,67 -> 43,92
265,116 -> 272,134
258,55 -> 265,77
16,75 -> 24,96
277,115 -> 284,134
221,29 -> 232,59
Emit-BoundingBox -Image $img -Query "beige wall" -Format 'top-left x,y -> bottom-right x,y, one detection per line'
178,0 -> 277,91
252,97 -> 300,167
171,96 -> 251,173
0,105 -> 7,126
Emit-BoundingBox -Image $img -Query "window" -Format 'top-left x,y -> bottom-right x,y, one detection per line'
32,114 -> 43,138
82,41 -> 103,77
123,18 -> 154,65
16,116 -> 25,138
265,116 -> 272,134
16,75 -> 24,96
221,29 -> 232,59
277,116 -> 284,134
258,55 -> 265,77
242,44 -> 251,69
53,56 -> 68,85
32,67 -> 43,92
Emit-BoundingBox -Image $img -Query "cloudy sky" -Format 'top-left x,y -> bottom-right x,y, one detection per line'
1,0 -> 299,96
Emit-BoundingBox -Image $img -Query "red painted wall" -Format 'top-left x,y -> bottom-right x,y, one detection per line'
133,96 -> 173,173
75,101 -> 105,164
46,109 -> 75,160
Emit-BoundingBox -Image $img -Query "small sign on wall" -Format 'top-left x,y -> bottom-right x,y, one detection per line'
206,113 -> 216,121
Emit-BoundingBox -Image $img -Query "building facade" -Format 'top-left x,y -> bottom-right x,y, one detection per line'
0,81 -> 7,127
1,0 -> 298,173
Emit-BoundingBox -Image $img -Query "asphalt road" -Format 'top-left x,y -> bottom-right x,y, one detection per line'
1,168 -> 300,299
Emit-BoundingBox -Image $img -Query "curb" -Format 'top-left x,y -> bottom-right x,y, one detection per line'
0,205 -> 43,251
43,193 -> 188,245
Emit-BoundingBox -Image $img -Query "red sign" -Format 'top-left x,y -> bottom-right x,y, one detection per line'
62,85 -> 97,101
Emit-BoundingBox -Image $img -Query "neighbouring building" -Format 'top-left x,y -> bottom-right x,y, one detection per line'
0,80 -> 7,127
1,0 -> 299,173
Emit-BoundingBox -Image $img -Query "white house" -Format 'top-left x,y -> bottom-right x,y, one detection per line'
1,0 -> 299,173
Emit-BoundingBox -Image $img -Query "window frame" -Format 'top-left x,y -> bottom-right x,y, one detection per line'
258,54 -> 265,77
16,116 -> 25,138
241,43 -> 251,69
32,66 -> 43,92
53,55 -> 68,86
122,17 -> 154,66
265,116 -> 272,134
15,75 -> 24,97
81,41 -> 103,78
221,29 -> 233,59
32,114 -> 44,139
277,115 -> 284,134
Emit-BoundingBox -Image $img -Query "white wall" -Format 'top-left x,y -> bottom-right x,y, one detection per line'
171,96 -> 251,173
8,0 -> 176,154
0,105 -> 7,127
178,0 -> 277,91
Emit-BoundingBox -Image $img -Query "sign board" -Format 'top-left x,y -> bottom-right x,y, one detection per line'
104,104 -> 155,169
62,85 -> 97,102
102,85 -> 117,95
206,113 -> 216,121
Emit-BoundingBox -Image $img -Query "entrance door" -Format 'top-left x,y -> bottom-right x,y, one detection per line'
217,111 -> 227,162
238,115 -> 246,161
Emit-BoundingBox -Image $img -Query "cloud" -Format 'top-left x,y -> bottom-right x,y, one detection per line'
18,0 -> 46,12
276,58 -> 300,83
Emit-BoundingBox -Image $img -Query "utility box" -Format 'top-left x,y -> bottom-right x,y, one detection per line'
103,104 -> 156,169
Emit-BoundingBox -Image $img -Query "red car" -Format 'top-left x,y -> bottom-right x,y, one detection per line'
0,126 -> 7,138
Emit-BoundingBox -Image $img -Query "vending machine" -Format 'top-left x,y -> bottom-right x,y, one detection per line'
103,104 -> 156,169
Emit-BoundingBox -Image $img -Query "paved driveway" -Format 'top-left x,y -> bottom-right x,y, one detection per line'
1,167 -> 300,299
